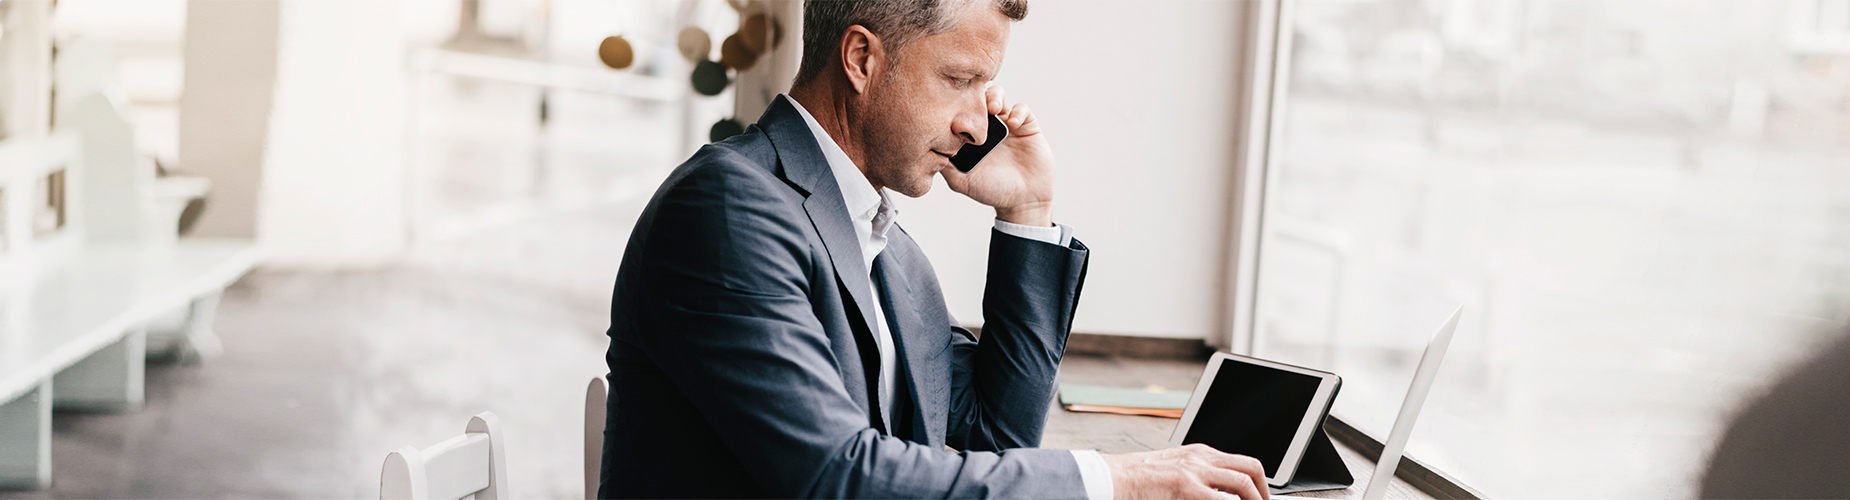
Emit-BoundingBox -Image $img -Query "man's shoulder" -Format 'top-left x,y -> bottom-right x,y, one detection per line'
639,130 -> 813,246
628,130 -> 818,279
661,130 -> 795,201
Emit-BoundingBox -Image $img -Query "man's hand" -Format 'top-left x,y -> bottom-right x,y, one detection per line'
941,85 -> 1056,227
1102,444 -> 1271,500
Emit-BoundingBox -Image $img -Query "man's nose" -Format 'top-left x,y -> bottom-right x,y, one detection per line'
952,107 -> 987,146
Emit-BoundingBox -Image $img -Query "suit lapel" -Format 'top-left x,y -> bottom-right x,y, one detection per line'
872,242 -> 948,447
800,194 -> 882,347
759,95 -> 887,408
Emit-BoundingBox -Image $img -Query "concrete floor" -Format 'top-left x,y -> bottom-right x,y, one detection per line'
0,265 -> 1211,498
0,267 -> 612,499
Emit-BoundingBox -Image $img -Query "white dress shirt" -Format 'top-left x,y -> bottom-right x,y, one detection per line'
787,97 -> 1111,500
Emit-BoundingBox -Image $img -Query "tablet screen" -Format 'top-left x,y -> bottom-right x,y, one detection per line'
1181,360 -> 1324,476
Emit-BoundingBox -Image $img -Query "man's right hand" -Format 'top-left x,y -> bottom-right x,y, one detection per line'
1101,444 -> 1271,500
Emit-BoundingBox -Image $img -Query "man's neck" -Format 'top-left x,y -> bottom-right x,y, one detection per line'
788,85 -> 875,186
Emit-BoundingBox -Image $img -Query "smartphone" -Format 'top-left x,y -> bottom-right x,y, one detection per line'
950,114 -> 1009,173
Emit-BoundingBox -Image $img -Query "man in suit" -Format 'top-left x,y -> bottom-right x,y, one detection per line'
599,0 -> 1269,498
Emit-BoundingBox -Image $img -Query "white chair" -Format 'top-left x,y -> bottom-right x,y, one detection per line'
381,412 -> 508,500
584,376 -> 609,500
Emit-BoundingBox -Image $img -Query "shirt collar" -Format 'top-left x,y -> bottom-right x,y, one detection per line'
786,95 -> 890,226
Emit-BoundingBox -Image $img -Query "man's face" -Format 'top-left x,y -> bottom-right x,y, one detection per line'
855,3 -> 1009,198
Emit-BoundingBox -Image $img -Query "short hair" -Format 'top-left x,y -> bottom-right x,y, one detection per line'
794,0 -> 1027,87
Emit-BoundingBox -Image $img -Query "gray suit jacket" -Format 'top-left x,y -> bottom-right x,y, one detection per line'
598,95 -> 1092,498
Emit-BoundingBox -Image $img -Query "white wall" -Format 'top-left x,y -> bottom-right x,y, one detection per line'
181,0 -> 278,240
899,0 -> 1245,339
257,0 -> 409,267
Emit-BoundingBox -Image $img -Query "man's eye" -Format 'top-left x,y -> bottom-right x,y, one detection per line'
951,77 -> 971,88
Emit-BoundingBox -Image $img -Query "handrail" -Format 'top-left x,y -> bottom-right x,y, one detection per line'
408,48 -> 684,103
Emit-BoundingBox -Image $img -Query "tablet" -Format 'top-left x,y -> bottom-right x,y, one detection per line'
1167,352 -> 1341,487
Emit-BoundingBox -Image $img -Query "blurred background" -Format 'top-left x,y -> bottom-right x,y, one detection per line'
0,0 -> 1845,498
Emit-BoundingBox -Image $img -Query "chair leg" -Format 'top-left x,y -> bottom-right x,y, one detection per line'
0,380 -> 52,489
585,377 -> 608,500
182,292 -> 225,361
145,293 -> 224,363
380,446 -> 427,500
53,329 -> 146,411
468,412 -> 508,500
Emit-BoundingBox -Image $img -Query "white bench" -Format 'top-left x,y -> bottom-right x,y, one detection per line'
0,238 -> 258,488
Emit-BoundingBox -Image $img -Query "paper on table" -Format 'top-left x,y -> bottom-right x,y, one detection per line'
1059,383 -> 1192,419
1064,404 -> 1185,419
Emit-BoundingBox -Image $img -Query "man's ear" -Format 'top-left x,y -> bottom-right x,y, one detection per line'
839,25 -> 884,94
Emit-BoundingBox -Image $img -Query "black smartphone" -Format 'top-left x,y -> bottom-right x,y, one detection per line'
950,114 -> 1009,173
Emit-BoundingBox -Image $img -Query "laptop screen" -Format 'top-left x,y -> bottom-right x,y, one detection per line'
1181,360 -> 1324,476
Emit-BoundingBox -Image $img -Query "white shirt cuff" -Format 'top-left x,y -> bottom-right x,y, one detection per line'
1071,450 -> 1114,500
994,219 -> 1074,247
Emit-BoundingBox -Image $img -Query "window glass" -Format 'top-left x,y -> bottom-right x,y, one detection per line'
0,188 -> 8,254
1256,1 -> 1850,496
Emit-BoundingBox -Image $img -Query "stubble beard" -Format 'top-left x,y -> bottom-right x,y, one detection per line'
858,74 -> 936,198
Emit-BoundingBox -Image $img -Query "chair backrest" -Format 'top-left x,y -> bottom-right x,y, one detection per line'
584,375 -> 609,500
381,412 -> 508,500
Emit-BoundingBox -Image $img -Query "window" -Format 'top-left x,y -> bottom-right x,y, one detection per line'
34,169 -> 64,237
1250,0 -> 1850,497
1791,0 -> 1850,53
0,187 -> 9,254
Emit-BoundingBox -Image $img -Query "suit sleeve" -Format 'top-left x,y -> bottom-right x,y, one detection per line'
628,160 -> 1088,499
947,229 -> 1091,452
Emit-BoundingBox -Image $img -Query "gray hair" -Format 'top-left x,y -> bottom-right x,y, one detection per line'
794,0 -> 1027,87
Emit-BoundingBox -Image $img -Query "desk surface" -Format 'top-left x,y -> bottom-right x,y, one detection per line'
1044,353 -> 1433,500
0,239 -> 259,403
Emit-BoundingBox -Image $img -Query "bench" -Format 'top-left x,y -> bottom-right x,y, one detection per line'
0,238 -> 258,488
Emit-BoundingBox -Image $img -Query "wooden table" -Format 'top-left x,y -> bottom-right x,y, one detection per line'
1044,353 -> 1435,500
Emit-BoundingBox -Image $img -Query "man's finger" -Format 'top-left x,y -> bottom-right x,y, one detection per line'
1197,451 -> 1263,478
1183,483 -> 1234,500
1197,465 -> 1265,500
1228,456 -> 1270,500
939,164 -> 969,189
1187,450 -> 1268,500
1005,103 -> 1036,135
986,86 -> 1008,116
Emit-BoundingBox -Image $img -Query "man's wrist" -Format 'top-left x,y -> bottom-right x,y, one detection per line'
1071,450 -> 1115,500
995,202 -> 1052,227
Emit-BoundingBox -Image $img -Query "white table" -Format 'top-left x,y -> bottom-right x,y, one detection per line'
0,239 -> 258,489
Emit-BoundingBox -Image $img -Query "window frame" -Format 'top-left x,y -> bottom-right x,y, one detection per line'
1221,2 -> 1482,497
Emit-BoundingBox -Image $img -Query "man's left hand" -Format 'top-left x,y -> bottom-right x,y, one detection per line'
941,86 -> 1056,227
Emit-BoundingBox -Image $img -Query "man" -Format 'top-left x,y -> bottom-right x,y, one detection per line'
599,0 -> 1269,498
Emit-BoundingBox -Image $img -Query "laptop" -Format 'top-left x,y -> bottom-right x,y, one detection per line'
1282,306 -> 1462,500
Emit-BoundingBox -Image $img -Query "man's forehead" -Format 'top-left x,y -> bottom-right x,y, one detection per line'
915,5 -> 1009,75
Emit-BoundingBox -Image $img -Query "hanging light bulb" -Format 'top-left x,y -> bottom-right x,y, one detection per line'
719,32 -> 758,71
710,118 -> 745,142
739,14 -> 779,54
677,26 -> 711,63
691,59 -> 731,96
599,35 -> 635,70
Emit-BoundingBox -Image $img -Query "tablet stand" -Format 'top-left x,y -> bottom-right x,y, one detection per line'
1273,423 -> 1355,494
